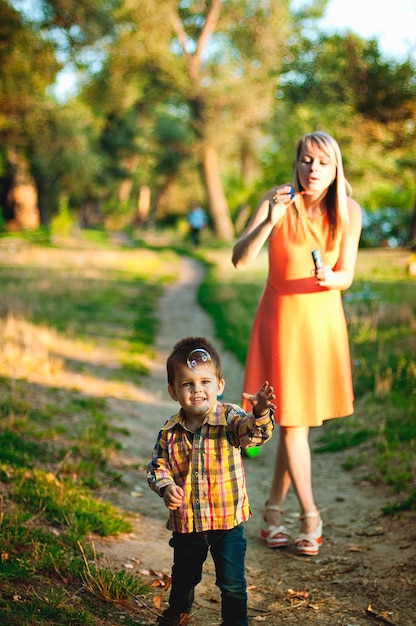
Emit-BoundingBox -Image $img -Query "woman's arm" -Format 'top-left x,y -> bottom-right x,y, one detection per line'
316,198 -> 362,290
232,185 -> 293,268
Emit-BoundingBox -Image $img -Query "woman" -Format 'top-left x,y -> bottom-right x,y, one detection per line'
232,131 -> 362,556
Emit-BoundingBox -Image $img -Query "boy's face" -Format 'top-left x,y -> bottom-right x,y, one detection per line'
168,362 -> 225,418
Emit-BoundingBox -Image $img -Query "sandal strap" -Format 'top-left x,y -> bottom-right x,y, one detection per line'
267,524 -> 289,536
263,503 -> 284,514
295,532 -> 319,547
299,510 -> 320,520
295,518 -> 323,546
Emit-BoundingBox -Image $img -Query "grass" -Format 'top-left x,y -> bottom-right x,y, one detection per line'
0,233 -> 181,625
197,246 -> 416,513
78,542 -> 148,603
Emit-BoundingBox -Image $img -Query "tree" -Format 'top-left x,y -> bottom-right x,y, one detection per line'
88,0 -> 295,240
168,0 -> 294,240
0,0 -> 120,228
28,100 -> 103,225
0,0 -> 59,227
263,31 -> 416,243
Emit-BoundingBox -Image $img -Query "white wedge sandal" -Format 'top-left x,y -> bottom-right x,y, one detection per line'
260,503 -> 290,548
294,510 -> 323,556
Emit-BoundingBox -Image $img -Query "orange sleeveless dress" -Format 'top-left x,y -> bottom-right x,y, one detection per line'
241,210 -> 354,426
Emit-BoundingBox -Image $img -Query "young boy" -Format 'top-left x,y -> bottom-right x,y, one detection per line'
147,337 -> 275,626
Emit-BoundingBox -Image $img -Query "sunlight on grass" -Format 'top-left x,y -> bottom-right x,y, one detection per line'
0,242 -> 180,400
354,248 -> 415,282
0,314 -> 64,378
0,313 -> 152,401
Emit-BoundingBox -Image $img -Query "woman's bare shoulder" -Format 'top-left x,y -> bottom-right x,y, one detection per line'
346,196 -> 361,214
346,197 -> 362,233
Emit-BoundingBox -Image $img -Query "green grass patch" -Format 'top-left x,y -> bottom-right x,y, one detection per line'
79,542 -> 149,603
0,589 -> 98,626
0,430 -> 51,467
10,467 -> 130,536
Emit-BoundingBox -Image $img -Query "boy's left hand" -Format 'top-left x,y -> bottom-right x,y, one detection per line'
242,380 -> 276,416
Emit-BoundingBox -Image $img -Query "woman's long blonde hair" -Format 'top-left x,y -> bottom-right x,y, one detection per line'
292,131 -> 352,241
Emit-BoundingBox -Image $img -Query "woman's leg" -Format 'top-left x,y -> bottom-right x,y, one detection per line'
266,426 -> 320,537
263,427 -> 292,529
269,428 -> 292,502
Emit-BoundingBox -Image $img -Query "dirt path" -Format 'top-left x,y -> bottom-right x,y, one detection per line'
95,256 -> 415,626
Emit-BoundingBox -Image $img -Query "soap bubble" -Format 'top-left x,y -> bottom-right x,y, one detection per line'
187,348 -> 211,372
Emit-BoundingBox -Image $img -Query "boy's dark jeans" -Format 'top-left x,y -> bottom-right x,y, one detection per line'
168,524 -> 248,626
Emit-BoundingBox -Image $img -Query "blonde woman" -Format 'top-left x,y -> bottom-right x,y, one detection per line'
232,131 -> 362,556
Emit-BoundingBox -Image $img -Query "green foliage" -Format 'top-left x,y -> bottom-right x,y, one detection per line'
2,0 -> 416,240
0,429 -> 51,467
281,33 -> 416,120
50,197 -> 77,237
0,1 -> 59,117
360,207 -> 412,247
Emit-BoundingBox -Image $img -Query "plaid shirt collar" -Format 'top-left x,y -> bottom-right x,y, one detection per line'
161,400 -> 227,431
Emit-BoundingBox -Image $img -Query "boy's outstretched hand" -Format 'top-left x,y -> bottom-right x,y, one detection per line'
242,380 -> 276,417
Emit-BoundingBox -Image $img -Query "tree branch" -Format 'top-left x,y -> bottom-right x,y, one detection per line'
170,0 -> 222,83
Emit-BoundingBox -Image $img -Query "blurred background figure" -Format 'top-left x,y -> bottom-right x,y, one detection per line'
187,204 -> 207,247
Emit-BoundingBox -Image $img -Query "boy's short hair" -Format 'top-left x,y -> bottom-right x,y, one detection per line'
167,336 -> 223,385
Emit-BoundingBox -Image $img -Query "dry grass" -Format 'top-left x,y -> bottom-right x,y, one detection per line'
0,314 -> 64,379
0,239 -> 179,399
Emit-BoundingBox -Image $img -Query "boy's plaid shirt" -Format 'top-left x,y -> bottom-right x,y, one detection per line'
147,401 -> 274,532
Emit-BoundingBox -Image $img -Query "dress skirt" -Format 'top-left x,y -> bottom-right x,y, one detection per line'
241,211 -> 354,426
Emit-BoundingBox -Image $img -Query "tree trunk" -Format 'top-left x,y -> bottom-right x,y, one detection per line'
5,150 -> 39,231
118,178 -> 134,205
37,180 -> 51,226
201,142 -> 234,242
118,155 -> 141,205
136,185 -> 151,226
